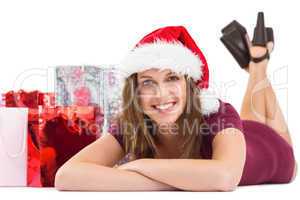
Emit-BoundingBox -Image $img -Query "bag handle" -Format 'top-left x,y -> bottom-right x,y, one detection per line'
0,108 -> 28,158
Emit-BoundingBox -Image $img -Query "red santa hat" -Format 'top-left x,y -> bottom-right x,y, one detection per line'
118,25 -> 220,115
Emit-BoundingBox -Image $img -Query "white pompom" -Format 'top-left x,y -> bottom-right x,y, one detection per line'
199,88 -> 220,116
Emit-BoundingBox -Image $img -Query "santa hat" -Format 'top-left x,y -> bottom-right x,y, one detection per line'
117,25 -> 220,115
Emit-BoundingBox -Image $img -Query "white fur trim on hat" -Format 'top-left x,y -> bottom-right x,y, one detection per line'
116,39 -> 219,116
199,88 -> 220,116
118,39 -> 203,81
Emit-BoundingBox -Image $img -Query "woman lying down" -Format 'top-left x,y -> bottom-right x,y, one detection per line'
54,24 -> 297,192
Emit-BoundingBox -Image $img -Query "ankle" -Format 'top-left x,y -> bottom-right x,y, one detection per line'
250,46 -> 268,58
249,67 -> 268,81
249,59 -> 268,73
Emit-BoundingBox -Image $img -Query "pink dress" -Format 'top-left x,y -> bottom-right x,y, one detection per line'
109,99 -> 295,185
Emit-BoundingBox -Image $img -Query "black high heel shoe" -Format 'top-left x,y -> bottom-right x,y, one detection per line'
220,12 -> 275,68
266,27 -> 274,52
251,12 -> 270,63
220,20 -> 250,69
266,27 -> 274,44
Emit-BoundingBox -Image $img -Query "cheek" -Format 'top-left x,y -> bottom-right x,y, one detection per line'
139,95 -> 153,111
180,85 -> 187,106
172,81 -> 187,104
177,87 -> 187,112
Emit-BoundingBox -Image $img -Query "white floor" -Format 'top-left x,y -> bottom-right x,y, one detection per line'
0,180 -> 298,200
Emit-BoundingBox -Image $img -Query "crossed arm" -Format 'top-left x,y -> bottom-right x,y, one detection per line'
55,128 -> 246,192
117,128 -> 246,191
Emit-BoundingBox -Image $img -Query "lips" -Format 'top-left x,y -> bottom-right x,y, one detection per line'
152,101 -> 177,113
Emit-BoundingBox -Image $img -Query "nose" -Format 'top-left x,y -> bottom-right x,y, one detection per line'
155,82 -> 174,100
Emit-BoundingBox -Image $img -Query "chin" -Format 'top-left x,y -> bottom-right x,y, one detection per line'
154,117 -> 178,126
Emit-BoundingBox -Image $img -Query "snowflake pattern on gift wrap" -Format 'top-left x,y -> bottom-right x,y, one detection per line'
55,65 -> 125,136
102,67 -> 124,130
55,66 -> 102,107
73,86 -> 91,106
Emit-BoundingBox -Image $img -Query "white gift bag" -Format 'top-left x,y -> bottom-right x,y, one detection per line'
0,108 -> 28,187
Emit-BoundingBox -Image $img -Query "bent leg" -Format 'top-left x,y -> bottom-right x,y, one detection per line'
240,47 -> 268,124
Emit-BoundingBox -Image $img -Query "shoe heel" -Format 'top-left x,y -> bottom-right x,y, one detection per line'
266,27 -> 274,43
252,12 -> 268,47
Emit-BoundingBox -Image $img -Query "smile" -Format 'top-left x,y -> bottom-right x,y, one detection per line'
152,101 -> 178,113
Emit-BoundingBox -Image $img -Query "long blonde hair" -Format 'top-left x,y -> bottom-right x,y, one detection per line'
112,73 -> 205,159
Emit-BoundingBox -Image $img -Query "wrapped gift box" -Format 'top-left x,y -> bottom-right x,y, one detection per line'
55,65 -> 124,133
55,66 -> 102,107
0,65 -> 127,187
55,65 -> 130,166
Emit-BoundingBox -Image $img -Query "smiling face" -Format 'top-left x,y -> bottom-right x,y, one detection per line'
137,68 -> 187,126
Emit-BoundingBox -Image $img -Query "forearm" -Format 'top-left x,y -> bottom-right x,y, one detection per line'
54,162 -> 177,191
126,159 -> 235,191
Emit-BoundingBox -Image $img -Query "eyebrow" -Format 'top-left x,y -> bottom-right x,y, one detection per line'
139,71 -> 176,79
139,75 -> 153,79
166,71 -> 176,76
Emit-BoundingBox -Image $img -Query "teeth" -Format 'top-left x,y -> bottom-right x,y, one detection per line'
155,102 -> 174,110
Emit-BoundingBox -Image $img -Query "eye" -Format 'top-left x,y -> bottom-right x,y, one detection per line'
141,79 -> 155,86
167,75 -> 179,81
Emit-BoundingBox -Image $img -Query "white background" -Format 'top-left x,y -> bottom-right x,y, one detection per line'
0,0 -> 299,199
